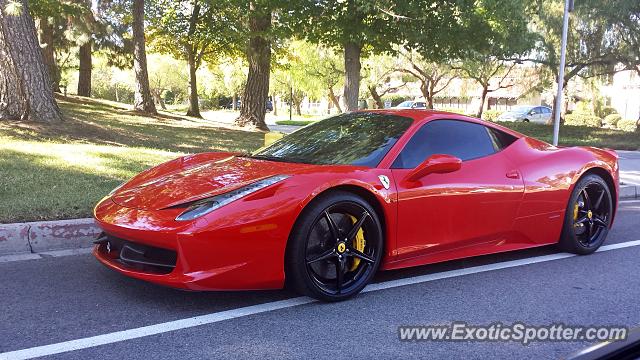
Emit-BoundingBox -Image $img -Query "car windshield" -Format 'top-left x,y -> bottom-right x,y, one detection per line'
395,101 -> 413,108
508,106 -> 534,114
251,113 -> 413,167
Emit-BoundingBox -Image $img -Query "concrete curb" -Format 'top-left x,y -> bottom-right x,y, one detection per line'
0,218 -> 99,256
0,185 -> 638,257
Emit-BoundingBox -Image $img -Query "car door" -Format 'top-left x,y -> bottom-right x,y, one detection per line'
390,120 -> 524,261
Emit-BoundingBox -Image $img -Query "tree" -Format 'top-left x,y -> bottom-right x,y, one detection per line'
271,41 -> 343,116
131,0 -> 156,113
30,0 -> 88,92
148,0 -> 240,118
287,1 -> 405,112
147,54 -> 189,109
0,0 -> 63,123
525,0 -> 632,120
361,54 -> 404,109
396,50 -> 455,109
234,1 -> 271,131
454,57 -> 517,118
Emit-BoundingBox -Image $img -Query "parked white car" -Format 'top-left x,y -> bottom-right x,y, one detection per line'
393,101 -> 427,109
498,105 -> 552,123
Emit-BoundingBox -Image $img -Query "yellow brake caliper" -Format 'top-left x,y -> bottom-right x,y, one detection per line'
573,202 -> 579,221
348,215 -> 366,271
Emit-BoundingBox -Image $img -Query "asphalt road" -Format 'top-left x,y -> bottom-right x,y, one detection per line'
2,200 -> 640,360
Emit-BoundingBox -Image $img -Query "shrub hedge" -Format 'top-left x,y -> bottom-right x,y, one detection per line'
564,113 -> 602,128
617,119 -> 638,132
603,114 -> 622,128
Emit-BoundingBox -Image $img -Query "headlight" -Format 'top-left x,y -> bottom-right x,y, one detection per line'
175,175 -> 289,221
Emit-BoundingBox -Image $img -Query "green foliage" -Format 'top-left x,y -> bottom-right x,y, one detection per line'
147,0 -> 243,65
147,53 -> 189,104
597,106 -> 618,119
574,101 -> 595,115
482,110 -> 504,122
564,113 -> 603,128
529,0 -> 634,85
603,114 -> 622,128
271,40 -> 343,108
617,119 -> 638,132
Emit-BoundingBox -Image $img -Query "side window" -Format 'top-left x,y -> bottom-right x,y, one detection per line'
487,127 -> 518,150
544,107 -> 552,114
392,120 -> 497,169
530,107 -> 539,115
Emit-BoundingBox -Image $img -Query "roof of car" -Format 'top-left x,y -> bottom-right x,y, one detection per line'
358,108 -> 526,139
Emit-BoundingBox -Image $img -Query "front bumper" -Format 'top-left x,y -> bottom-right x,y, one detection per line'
93,197 -> 293,291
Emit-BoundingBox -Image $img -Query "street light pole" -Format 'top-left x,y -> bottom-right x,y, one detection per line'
552,0 -> 574,146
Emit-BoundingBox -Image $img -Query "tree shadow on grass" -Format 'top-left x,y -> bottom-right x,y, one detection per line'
0,97 -> 264,154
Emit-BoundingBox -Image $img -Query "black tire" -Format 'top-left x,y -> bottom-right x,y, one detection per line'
286,191 -> 383,302
558,174 -> 613,254
523,118 -> 530,122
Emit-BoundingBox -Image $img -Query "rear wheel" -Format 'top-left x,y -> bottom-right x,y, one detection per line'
558,174 -> 612,254
286,191 -> 383,301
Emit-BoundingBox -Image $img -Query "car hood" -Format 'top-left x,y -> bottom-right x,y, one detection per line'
111,152 -> 311,210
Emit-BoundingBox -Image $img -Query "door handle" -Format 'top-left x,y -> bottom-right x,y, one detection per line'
506,170 -> 520,179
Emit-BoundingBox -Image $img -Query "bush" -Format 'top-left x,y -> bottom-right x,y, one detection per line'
482,110 -> 504,122
617,119 -> 638,132
603,114 -> 622,128
597,106 -> 618,119
564,113 -> 602,128
574,101 -> 595,115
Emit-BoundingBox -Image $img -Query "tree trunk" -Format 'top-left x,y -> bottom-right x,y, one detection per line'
419,82 -> 434,109
132,0 -> 156,114
272,98 -> 277,116
328,88 -> 342,113
0,0 -> 62,123
36,17 -> 59,92
77,41 -> 92,97
294,98 -> 302,116
0,30 -> 23,120
368,85 -> 383,109
477,86 -> 488,118
343,42 -> 361,112
426,96 -> 434,109
186,49 -> 201,118
232,93 -> 237,110
234,3 -> 270,131
151,89 -> 166,110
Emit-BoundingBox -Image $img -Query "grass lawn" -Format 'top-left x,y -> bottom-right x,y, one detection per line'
0,96 -> 263,223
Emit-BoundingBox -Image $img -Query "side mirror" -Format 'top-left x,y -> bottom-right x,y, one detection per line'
405,154 -> 462,182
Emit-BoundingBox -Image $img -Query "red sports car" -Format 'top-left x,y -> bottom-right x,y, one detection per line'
93,110 -> 619,301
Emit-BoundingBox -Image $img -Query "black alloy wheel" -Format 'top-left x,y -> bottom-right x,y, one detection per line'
559,174 -> 613,254
286,191 -> 383,301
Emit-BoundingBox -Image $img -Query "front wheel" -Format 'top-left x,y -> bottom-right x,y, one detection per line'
558,174 -> 613,254
286,191 -> 383,301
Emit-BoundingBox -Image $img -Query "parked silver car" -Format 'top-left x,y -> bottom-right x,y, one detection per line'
498,105 -> 552,123
393,101 -> 427,109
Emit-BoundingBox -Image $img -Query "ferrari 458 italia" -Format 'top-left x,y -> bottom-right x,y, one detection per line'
93,110 -> 619,301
